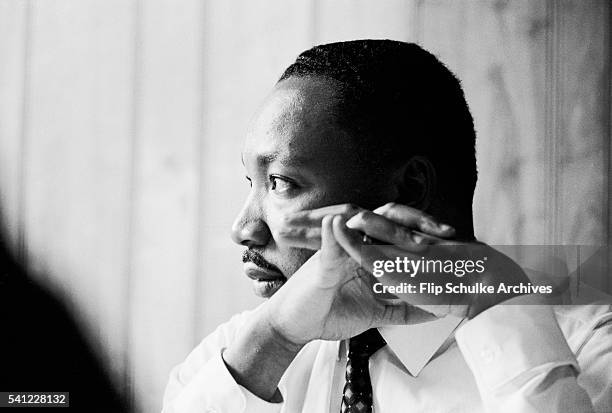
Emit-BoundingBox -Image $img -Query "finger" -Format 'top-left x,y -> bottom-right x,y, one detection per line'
284,204 -> 364,227
333,221 -> 449,317
279,204 -> 365,250
372,202 -> 455,238
320,215 -> 345,264
332,218 -> 402,273
372,302 -> 439,326
333,222 -> 433,296
344,210 -> 430,252
276,225 -> 322,250
411,230 -> 445,245
280,222 -> 440,252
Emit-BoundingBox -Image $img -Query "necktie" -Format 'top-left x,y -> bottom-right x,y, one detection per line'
340,328 -> 387,413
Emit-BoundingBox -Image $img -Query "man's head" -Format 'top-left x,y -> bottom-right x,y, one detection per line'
232,40 -> 477,297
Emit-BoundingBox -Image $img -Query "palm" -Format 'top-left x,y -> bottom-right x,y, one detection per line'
265,215 -> 429,347
268,251 -> 400,344
319,267 -> 388,340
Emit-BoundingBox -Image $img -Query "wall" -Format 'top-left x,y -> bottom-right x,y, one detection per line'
0,1 -> 610,412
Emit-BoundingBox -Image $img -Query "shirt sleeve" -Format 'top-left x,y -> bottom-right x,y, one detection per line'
455,296 -> 612,413
161,310 -> 283,413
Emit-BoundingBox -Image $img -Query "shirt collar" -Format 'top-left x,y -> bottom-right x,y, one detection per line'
378,316 -> 464,376
337,315 -> 464,377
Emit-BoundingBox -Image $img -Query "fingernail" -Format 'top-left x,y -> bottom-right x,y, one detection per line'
438,223 -> 454,232
345,216 -> 358,228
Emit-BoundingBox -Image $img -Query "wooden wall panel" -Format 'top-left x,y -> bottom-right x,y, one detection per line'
0,0 -> 28,249
21,0 -> 134,394
421,0 -> 610,286
128,1 -> 203,412
196,0 -> 313,340
554,0 -> 608,244
447,0 -> 551,245
417,1 -> 468,73
553,0 -> 610,290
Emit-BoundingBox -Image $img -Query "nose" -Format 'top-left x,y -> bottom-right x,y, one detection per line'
231,197 -> 272,247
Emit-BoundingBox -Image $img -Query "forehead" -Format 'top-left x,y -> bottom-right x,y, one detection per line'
243,77 -> 356,167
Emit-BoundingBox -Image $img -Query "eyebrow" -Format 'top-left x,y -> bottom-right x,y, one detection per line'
241,151 -> 311,168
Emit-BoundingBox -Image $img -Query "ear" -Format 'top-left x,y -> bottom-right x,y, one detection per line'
394,156 -> 437,211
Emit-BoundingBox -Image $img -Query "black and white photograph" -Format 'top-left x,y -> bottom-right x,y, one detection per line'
0,1 -> 611,412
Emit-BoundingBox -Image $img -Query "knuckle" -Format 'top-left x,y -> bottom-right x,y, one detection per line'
355,210 -> 370,223
321,214 -> 334,226
274,225 -> 287,238
283,211 -> 306,225
418,215 -> 432,229
377,202 -> 396,215
281,213 -> 295,225
392,225 -> 409,243
341,203 -> 360,216
275,225 -> 305,239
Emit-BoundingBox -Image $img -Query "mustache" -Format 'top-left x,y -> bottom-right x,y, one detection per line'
242,249 -> 284,275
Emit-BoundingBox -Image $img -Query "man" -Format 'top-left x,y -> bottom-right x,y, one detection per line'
162,40 -> 612,412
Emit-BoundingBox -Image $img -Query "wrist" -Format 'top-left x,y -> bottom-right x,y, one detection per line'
261,295 -> 316,348
222,309 -> 304,402
260,309 -> 306,354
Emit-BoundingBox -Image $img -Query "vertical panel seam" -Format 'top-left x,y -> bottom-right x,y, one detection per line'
414,0 -> 422,45
545,0 -> 558,245
606,0 -> 612,292
544,0 -> 551,244
553,0 -> 561,245
125,0 -> 142,410
17,0 -> 32,264
193,0 -> 207,346
310,0 -> 318,46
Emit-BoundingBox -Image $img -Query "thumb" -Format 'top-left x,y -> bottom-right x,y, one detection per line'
316,215 -> 350,288
320,215 -> 346,265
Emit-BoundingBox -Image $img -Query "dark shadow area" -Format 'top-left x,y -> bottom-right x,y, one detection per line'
0,231 -> 130,412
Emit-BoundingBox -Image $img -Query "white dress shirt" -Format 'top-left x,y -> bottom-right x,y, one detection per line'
162,286 -> 612,413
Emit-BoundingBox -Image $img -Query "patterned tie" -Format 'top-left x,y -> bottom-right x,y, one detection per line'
340,328 -> 387,413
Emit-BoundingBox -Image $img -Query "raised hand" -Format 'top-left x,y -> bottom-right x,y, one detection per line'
263,214 -> 436,346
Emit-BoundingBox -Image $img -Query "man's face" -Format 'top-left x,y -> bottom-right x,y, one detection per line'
232,76 -> 394,298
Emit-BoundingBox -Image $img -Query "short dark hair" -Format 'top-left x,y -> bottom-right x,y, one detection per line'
278,39 -> 477,215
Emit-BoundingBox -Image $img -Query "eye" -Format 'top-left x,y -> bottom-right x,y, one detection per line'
269,175 -> 296,195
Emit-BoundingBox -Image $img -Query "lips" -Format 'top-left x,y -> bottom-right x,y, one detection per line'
244,262 -> 286,298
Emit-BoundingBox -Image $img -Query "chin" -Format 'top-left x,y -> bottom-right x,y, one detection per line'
252,278 -> 286,298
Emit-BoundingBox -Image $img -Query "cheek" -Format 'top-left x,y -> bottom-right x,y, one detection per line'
264,203 -> 315,277
265,190 -> 328,237
262,194 -> 324,277
281,247 -> 316,278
